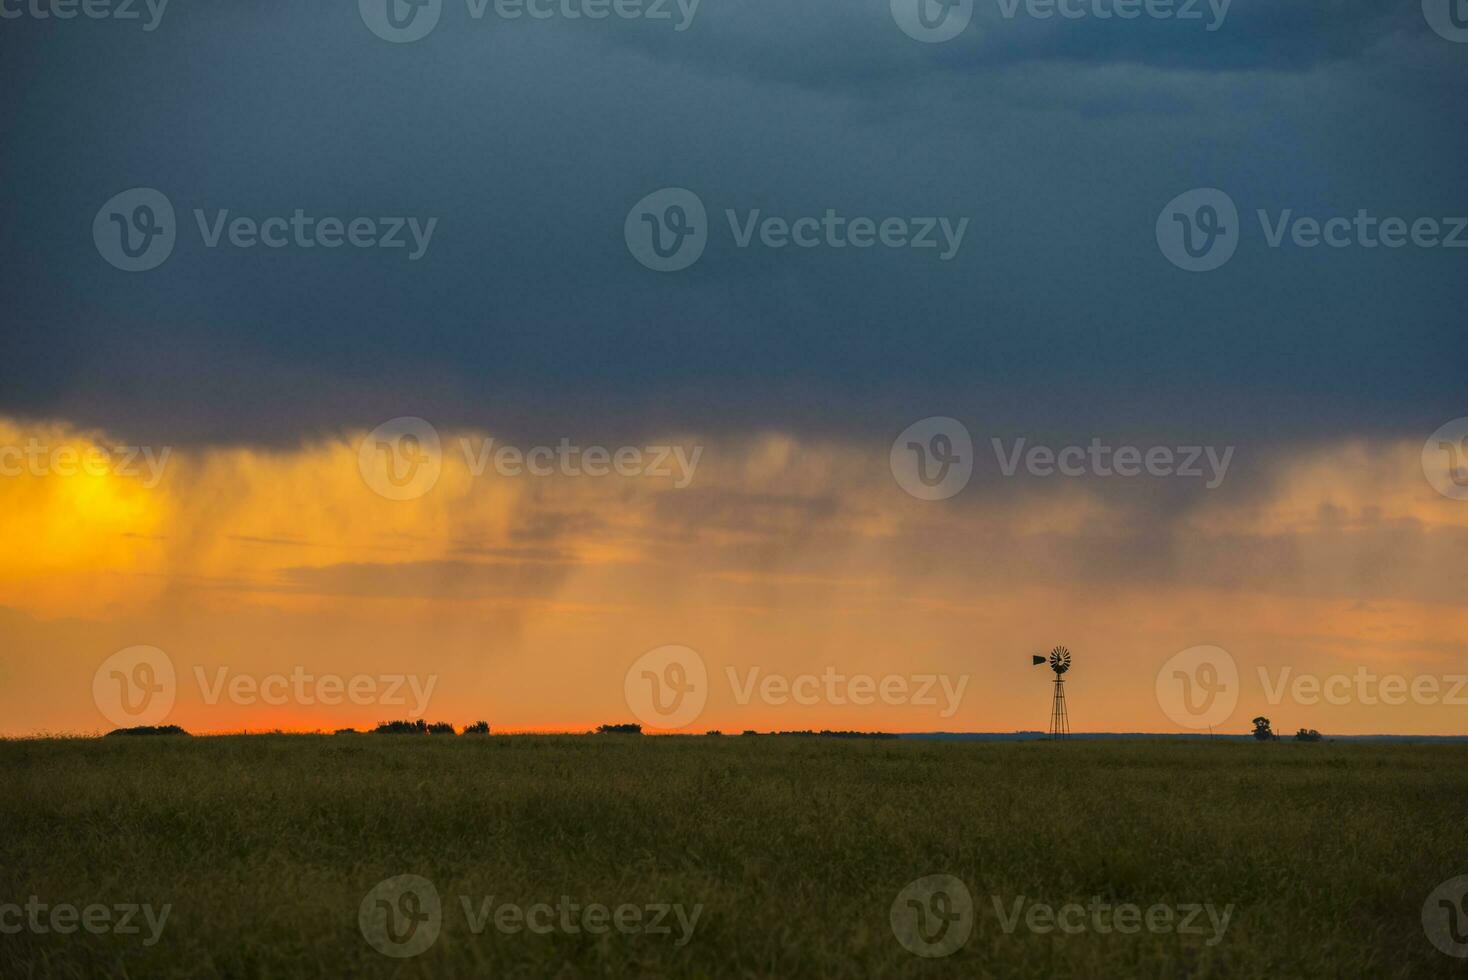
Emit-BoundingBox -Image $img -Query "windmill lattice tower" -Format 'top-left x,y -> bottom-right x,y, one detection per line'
1031,646 -> 1072,739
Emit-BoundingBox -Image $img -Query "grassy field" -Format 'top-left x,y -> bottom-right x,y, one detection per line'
1,735 -> 1463,978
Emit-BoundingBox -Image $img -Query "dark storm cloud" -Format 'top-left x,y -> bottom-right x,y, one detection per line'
0,0 -> 1464,456
598,0 -> 1431,87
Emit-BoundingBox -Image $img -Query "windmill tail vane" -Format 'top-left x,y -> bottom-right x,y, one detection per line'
1030,646 -> 1072,739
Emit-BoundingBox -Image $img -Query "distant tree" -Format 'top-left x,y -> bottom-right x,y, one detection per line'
427,722 -> 456,735
1294,728 -> 1322,742
462,721 -> 490,735
596,723 -> 643,735
741,730 -> 759,737
706,730 -> 723,736
1251,717 -> 1276,741
105,725 -> 189,737
373,719 -> 429,734
333,728 -> 359,735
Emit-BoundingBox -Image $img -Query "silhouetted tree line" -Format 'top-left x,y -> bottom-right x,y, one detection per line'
1252,717 -> 1324,742
362,720 -> 489,735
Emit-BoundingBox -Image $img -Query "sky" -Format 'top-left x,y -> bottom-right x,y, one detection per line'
1,0 -> 1466,736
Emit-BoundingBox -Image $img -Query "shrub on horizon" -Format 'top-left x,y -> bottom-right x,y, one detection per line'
595,723 -> 643,735
105,725 -> 190,737
372,719 -> 429,734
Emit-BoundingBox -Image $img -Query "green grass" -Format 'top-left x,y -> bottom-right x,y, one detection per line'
1,736 -> 1463,978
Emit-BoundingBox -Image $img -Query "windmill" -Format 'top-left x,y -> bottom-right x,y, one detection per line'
1030,646 -> 1072,739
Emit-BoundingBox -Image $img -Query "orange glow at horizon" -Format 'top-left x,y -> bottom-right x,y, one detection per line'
2,417 -> 1466,738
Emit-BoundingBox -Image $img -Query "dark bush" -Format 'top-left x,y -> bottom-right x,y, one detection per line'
373,720 -> 429,734
105,725 -> 190,737
462,721 -> 490,735
596,723 -> 642,734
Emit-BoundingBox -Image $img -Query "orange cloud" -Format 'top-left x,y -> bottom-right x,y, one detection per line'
1,418 -> 1465,737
